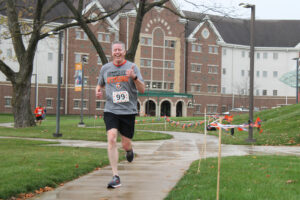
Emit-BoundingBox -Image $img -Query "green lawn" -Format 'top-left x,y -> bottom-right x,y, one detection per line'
0,138 -> 114,199
0,115 -> 172,141
166,155 -> 300,200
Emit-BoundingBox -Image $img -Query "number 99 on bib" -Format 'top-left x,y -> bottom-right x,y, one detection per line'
113,91 -> 129,103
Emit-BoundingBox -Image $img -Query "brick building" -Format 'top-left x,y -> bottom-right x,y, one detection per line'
1,0 -> 300,117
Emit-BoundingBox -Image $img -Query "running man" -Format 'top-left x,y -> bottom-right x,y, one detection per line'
96,41 -> 145,188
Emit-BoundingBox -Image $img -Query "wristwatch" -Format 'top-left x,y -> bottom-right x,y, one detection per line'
133,76 -> 138,81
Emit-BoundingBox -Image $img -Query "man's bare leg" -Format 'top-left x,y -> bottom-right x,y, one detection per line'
107,128 -> 119,176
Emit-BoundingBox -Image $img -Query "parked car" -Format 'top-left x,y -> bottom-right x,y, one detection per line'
230,107 -> 249,112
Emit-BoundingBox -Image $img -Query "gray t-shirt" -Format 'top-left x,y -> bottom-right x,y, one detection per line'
97,60 -> 144,115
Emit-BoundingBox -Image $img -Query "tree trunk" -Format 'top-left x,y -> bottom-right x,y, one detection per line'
12,76 -> 36,128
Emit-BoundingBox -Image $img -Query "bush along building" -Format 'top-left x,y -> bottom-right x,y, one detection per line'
1,0 -> 300,117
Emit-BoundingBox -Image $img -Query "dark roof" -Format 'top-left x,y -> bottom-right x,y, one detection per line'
184,10 -> 300,48
98,0 -> 136,19
0,0 -> 71,23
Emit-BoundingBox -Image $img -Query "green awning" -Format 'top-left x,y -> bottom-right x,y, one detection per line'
138,90 -> 193,98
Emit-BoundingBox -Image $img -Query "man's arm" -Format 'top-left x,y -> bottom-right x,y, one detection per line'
126,65 -> 145,94
95,84 -> 105,99
133,77 -> 145,94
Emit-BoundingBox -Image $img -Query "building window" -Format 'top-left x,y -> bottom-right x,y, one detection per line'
273,52 -> 278,60
196,85 -> 201,92
222,87 -> 226,94
164,61 -> 174,69
263,71 -> 268,77
273,90 -> 278,96
83,100 -> 87,108
170,83 -> 174,90
157,82 -> 162,89
256,71 -> 260,77
165,40 -> 176,48
75,30 -> 81,39
208,46 -> 218,54
96,101 -> 101,109
164,82 -> 167,89
273,71 -> 278,78
256,89 -> 260,96
46,99 -> 52,107
74,100 -> 80,108
47,76 -> 52,84
75,54 -> 88,64
4,96 -> 12,107
98,33 -> 110,42
191,64 -> 201,72
263,52 -> 268,59
83,33 -> 88,40
263,90 -> 267,96
207,105 -> 217,114
195,105 -> 201,113
208,65 -> 218,74
256,52 -> 260,59
208,85 -> 217,93
242,51 -> 245,57
222,68 -> 226,75
141,37 -> 152,46
48,52 -> 53,61
152,82 -> 157,89
192,44 -> 202,52
140,59 -> 152,67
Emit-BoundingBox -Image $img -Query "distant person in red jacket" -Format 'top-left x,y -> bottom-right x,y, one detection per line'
34,105 -> 44,125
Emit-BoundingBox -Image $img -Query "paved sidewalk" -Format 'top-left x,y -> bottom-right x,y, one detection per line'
1,132 -> 300,200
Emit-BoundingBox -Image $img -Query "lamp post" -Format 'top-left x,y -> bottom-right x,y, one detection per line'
78,56 -> 87,127
32,73 -> 38,108
49,31 -> 63,137
239,3 -> 256,142
147,83 -> 150,116
293,57 -> 299,103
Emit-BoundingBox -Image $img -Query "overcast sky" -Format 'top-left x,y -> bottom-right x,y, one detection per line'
179,0 -> 300,20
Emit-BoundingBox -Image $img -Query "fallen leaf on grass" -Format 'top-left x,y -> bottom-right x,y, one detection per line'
75,164 -> 79,168
266,174 -> 271,178
286,180 -> 296,184
44,186 -> 53,192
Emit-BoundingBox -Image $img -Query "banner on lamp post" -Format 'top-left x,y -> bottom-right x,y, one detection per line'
74,63 -> 82,91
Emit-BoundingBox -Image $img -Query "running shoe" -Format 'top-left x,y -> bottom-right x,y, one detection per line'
107,175 -> 121,188
126,149 -> 134,162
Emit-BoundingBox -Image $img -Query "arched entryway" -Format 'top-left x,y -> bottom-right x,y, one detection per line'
145,100 -> 156,116
176,101 -> 183,117
161,101 -> 171,117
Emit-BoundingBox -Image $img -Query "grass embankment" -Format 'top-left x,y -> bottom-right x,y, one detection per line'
205,103 -> 300,145
136,104 -> 300,146
0,138 -> 113,199
166,155 -> 300,200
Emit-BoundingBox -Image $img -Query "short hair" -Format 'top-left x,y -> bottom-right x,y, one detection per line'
111,41 -> 126,51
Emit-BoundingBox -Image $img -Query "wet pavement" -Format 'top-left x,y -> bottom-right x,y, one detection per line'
1,131 -> 300,200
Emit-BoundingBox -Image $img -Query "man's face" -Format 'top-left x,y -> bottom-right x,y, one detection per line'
112,43 -> 126,63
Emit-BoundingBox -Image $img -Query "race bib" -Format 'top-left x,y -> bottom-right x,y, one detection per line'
113,91 -> 129,103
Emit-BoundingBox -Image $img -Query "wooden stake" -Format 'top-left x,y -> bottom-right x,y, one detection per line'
204,108 -> 207,159
216,117 -> 222,200
197,146 -> 204,174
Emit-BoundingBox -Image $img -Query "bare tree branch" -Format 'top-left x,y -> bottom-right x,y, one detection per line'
6,0 -> 26,66
0,59 -> 16,84
62,0 -> 130,64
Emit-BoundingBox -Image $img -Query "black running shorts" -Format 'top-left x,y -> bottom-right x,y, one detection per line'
103,112 -> 136,139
